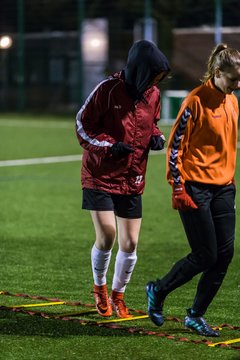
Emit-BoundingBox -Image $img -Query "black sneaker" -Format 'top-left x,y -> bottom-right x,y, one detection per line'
146,281 -> 164,326
184,314 -> 219,337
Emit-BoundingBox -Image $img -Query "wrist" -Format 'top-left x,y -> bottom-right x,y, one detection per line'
173,183 -> 184,192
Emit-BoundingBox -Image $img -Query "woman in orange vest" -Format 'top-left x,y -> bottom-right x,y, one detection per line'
146,43 -> 240,336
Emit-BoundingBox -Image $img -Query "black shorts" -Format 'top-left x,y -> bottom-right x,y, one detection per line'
82,188 -> 142,219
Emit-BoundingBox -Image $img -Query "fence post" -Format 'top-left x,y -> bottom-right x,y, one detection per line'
77,0 -> 85,105
17,0 -> 25,112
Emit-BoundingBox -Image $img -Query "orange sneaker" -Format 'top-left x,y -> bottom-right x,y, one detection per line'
93,284 -> 112,317
110,290 -> 132,318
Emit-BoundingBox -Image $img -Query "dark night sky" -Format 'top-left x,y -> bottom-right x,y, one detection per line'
0,0 -> 239,34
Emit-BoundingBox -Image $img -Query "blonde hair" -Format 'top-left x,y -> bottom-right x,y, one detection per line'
201,43 -> 240,83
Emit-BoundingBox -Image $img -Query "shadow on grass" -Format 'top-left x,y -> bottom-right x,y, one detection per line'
0,310 -> 190,339
0,311 -> 134,338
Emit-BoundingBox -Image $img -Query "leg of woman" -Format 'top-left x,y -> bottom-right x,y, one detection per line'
90,210 -> 116,317
146,184 -> 221,334
146,183 -> 218,327
113,216 -> 141,291
181,185 -> 235,337
91,210 -> 116,285
110,216 -> 141,318
191,184 -> 235,315
158,202 -> 217,298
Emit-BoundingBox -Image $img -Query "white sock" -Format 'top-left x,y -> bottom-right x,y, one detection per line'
112,250 -> 137,293
91,245 -> 112,286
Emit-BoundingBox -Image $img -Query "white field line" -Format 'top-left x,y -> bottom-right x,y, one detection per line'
0,143 -> 239,168
0,154 -> 83,167
0,151 -> 164,168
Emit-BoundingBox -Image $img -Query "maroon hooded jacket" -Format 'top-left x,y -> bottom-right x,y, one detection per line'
76,40 -> 170,194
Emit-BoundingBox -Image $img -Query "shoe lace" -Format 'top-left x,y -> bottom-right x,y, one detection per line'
113,298 -> 128,314
194,317 -> 205,331
191,317 -> 211,332
200,318 -> 214,332
93,288 -> 108,307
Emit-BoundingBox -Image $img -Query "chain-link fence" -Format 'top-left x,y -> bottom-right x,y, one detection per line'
0,1 -> 239,115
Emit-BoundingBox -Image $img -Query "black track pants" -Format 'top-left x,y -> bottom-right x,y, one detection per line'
159,182 -> 236,315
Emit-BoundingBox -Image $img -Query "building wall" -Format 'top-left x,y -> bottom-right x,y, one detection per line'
171,26 -> 240,89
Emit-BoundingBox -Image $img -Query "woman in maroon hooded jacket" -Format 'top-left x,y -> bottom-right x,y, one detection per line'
76,40 -> 170,318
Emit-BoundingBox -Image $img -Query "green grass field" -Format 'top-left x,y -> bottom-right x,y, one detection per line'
0,114 -> 240,360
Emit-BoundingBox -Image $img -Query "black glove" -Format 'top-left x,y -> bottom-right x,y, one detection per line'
111,142 -> 134,158
150,134 -> 166,151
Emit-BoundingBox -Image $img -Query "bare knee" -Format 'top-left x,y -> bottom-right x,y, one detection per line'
91,211 -> 116,251
117,217 -> 141,253
95,225 -> 116,250
120,237 -> 138,253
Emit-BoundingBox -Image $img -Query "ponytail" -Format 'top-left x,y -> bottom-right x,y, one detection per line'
201,43 -> 240,83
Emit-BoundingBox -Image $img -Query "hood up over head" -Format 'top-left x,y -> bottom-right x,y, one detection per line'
124,40 -> 171,100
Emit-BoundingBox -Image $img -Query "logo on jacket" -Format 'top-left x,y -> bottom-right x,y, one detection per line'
135,175 -> 143,184
114,105 -> 122,109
